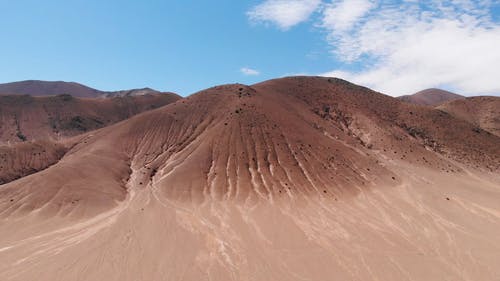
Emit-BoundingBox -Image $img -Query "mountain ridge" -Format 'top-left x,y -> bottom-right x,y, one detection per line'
0,80 -> 176,98
1,76 -> 497,215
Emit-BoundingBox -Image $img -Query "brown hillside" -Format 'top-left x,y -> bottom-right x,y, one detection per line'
0,93 -> 181,143
437,96 -> 500,137
1,76 -> 497,216
0,140 -> 68,185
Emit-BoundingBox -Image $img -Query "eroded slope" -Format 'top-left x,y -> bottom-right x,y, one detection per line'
0,141 -> 68,185
1,77 -> 497,216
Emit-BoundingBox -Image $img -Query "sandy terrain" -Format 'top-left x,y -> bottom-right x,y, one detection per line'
0,162 -> 499,281
0,77 -> 498,280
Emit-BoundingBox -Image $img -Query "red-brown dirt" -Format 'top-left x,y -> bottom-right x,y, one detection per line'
437,96 -> 500,137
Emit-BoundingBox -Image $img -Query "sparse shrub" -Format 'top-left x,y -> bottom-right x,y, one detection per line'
16,132 -> 27,141
57,94 -> 73,101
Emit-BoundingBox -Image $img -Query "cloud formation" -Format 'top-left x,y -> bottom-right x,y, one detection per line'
322,0 -> 374,31
247,0 -> 322,30
240,67 -> 261,76
248,0 -> 500,96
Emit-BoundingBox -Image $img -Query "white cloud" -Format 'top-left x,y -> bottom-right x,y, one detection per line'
240,67 -> 261,76
322,0 -> 374,31
247,0 -> 322,30
320,1 -> 500,95
248,0 -> 500,96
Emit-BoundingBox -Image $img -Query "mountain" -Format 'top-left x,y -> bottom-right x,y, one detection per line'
0,93 -> 181,144
400,88 -> 499,136
0,80 -> 175,98
437,96 -> 500,137
0,80 -> 104,98
0,77 -> 499,281
398,88 -> 464,106
103,87 -> 164,98
0,92 -> 181,184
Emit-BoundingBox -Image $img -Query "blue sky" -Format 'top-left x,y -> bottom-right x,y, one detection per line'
1,0 -> 500,96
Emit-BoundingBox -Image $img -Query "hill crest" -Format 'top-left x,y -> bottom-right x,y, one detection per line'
398,88 -> 464,106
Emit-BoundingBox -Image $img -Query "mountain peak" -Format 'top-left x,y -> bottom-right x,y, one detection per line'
398,88 -> 464,106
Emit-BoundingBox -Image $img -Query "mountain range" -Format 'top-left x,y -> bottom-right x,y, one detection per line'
0,80 -> 172,98
0,77 -> 499,281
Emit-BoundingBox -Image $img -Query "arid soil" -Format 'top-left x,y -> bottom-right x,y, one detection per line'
0,77 -> 498,281
438,96 -> 500,137
0,140 -> 67,185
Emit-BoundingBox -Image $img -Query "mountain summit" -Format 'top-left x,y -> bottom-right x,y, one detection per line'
398,88 -> 464,106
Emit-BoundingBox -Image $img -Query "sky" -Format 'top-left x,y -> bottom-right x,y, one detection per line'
1,0 -> 500,97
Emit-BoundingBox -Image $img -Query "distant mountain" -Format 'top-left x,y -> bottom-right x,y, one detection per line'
104,87 -> 164,98
0,93 -> 180,144
398,88 -> 464,106
0,80 -> 103,98
0,80 -> 174,98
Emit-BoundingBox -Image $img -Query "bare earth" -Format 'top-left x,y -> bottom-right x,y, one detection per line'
0,77 -> 499,281
438,96 -> 500,137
